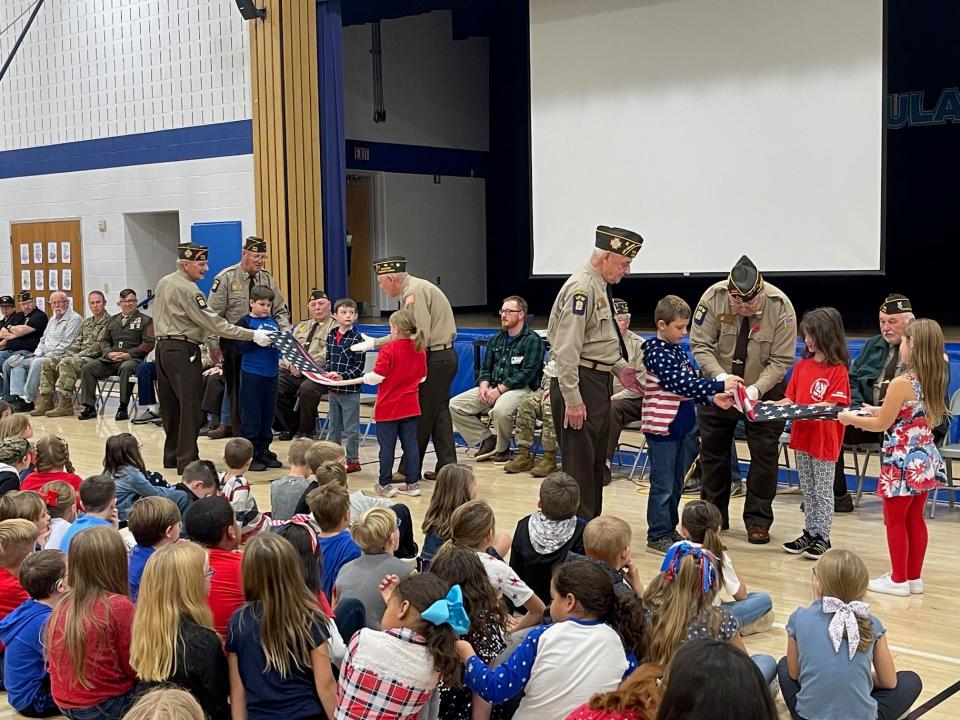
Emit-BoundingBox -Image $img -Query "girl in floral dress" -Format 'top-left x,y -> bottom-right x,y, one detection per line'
839,318 -> 948,597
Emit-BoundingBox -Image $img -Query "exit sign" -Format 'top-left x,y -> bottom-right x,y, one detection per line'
353,146 -> 370,161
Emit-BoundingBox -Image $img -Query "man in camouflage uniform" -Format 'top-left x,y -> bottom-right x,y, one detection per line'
39,291 -> 111,417
503,359 -> 558,476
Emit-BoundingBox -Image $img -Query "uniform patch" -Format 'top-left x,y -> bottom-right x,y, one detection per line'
211,278 -> 221,293
231,282 -> 243,291
596,297 -> 607,310
784,316 -> 796,328
195,293 -> 209,310
571,291 -> 588,316
719,313 -> 735,325
693,303 -> 708,326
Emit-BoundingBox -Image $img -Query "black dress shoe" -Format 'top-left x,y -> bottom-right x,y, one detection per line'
78,405 -> 97,420
115,408 -> 129,421
278,431 -> 295,441
18,400 -> 35,413
259,455 -> 282,469
248,459 -> 268,472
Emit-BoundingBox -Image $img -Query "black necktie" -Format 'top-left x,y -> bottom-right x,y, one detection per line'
732,316 -> 751,373
305,321 -> 319,348
878,344 -> 900,401
607,285 -> 628,362
248,274 -> 256,297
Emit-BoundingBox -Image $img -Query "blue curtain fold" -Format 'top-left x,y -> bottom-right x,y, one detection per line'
317,0 -> 348,302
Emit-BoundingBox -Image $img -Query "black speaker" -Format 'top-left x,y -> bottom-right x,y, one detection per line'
235,0 -> 266,21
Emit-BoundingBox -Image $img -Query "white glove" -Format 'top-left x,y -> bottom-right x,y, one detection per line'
716,372 -> 731,381
252,329 -> 273,347
746,385 -> 760,401
349,335 -> 376,353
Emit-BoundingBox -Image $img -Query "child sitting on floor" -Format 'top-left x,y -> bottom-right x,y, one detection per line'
568,515 -> 642,597
0,490 -> 51,548
39,481 -> 76,550
270,438 -> 314,521
127,497 -> 181,603
0,518 -> 36,690
419,464 -> 478,572
307,483 -> 361,598
220,438 -> 267,540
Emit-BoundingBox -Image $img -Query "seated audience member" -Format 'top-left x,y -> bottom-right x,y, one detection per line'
58,475 -> 118,552
778,548 -> 922,720
656,640 -> 778,720
566,662 -> 663,720
39,481 -> 76,550
334,507 -> 413,629
47,526 -> 138,719
457,561 -> 646,719
419,464 -> 479,571
0,413 -> 33,443
220,437 -> 267,540
2,292 -> 81,413
0,519 -> 36,689
168,459 -> 220,517
449,295 -> 543,463
103,432 -> 180,523
0,291 -> 49,396
130,357 -> 160,425
307,482 -> 361,598
184,495 -> 243,637
227,533 -> 337,719
127,497 -> 182,603
568,515 -> 643,597
0,400 -> 11,418
449,500 -> 545,631
78,288 -> 155,422
291,440 -> 347,510
503,359 -> 559,477
509,471 -> 586,604
0,296 -> 15,336
0,490 -> 51,547
131,542 -> 229,720
0,436 -> 32,496
20,434 -> 82,494
124,687 -> 205,720
270,437 -> 314,521
0,549 -> 66,718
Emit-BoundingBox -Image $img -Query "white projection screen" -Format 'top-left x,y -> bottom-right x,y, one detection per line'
529,0 -> 884,276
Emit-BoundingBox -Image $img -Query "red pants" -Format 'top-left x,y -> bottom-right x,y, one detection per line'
883,493 -> 928,583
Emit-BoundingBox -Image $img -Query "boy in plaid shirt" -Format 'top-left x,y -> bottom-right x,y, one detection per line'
324,298 -> 366,473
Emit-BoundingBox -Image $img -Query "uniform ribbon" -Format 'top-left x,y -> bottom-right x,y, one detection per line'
822,596 -> 870,660
659,541 -> 718,596
421,584 -> 470,636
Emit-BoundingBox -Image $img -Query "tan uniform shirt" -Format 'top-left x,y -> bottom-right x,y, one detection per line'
207,263 -> 290,347
689,280 -> 797,395
376,275 -> 457,350
612,330 -> 647,398
63,312 -> 111,359
153,268 -> 255,344
547,262 -> 627,406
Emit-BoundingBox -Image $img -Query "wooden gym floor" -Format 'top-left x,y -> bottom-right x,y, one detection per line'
2,410 -> 958,719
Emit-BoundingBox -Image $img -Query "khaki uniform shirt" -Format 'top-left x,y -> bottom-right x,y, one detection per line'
689,280 -> 797,395
612,330 -> 647,398
207,263 -> 290,347
153,268 -> 255,344
64,312 -> 111,359
547,262 -> 627,406
377,275 -> 457,350
100,309 -> 155,360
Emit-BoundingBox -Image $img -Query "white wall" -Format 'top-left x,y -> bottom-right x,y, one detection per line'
123,212 -> 181,296
0,156 -> 256,299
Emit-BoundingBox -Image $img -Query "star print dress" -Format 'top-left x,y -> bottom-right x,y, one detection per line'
438,612 -> 507,719
877,374 -> 946,499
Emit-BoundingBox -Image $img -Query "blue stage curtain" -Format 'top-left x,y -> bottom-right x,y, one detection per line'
317,0 -> 348,302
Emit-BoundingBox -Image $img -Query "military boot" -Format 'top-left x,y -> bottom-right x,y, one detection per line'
45,395 -> 75,417
530,450 -> 557,477
30,394 -> 54,417
503,447 -> 535,473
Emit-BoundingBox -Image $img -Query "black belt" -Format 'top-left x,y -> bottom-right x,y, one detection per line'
158,335 -> 200,346
428,344 -> 452,352
579,359 -> 615,373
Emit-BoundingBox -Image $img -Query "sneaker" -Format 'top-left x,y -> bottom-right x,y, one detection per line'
908,578 -> 924,595
646,536 -> 675,555
492,450 -> 513,464
741,609 -> 776,636
397,483 -> 422,497
868,572 -> 910,597
801,537 -> 831,560
731,480 -> 746,497
346,461 -> 362,474
782,531 -> 814,555
682,476 -> 702,494
374,483 -> 398,498
474,436 -> 498,461
133,409 -> 161,425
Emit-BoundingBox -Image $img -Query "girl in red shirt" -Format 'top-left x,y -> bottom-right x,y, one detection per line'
777,308 -> 851,559
20,435 -> 83,496
364,310 -> 427,499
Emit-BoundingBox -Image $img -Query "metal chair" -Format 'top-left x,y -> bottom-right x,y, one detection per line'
849,442 -> 882,508
614,420 -> 648,481
778,431 -> 798,488
96,376 -> 138,416
927,388 -> 960,518
359,352 -> 379,444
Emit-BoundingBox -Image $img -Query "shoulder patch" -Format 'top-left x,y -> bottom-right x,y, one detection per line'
195,293 -> 209,310
784,316 -> 796,328
211,278 -> 221,293
693,303 -> 708,326
571,291 -> 588,316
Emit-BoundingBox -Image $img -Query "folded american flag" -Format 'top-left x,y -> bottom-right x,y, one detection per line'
269,330 -> 333,384
733,385 -> 842,423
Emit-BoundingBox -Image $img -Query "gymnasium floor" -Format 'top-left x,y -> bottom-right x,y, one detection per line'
2,409 -> 957,720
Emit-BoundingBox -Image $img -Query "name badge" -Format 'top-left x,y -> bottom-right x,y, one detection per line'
510,356 -> 524,365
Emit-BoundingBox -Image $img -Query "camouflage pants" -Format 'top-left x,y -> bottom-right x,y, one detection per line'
39,356 -> 91,395
513,387 -> 556,452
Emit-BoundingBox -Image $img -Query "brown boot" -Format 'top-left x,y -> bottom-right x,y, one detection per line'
30,394 -> 54,417
503,447 -> 535,473
45,395 -> 75,417
530,450 -> 557,477
207,425 -> 234,440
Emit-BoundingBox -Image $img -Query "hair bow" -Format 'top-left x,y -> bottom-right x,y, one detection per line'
822,596 -> 871,660
421,584 -> 470,636
659,541 -> 718,596
40,489 -> 60,507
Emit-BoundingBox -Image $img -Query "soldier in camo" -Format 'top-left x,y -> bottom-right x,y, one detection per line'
37,291 -> 111,417
503,359 -> 558,477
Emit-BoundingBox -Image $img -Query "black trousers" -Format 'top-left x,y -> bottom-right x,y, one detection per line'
551,367 -> 613,520
274,372 -> 328,435
700,381 -> 786,531
400,346 -> 458,475
220,339 -> 242,431
157,339 -> 204,474
201,373 -> 225,418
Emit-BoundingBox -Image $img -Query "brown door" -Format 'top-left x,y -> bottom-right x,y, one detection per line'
10,221 -> 84,313
346,175 -> 373,308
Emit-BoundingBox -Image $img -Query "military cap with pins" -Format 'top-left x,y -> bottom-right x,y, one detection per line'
0,295 -> 14,307
727,255 -> 764,301
373,256 -> 407,275
613,298 -> 630,316
595,226 -> 644,259
17,290 -> 33,303
879,293 -> 912,315
0,436 -> 31,464
243,235 -> 267,253
178,243 -> 209,261
308,288 -> 328,302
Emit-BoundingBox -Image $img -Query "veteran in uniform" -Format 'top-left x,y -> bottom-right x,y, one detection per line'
355,256 -> 458,479
690,255 -> 797,543
547,227 -> 643,519
605,298 -> 648,480
274,288 -> 337,439
153,243 -> 273,473
37,291 -> 111,417
206,235 -> 290,439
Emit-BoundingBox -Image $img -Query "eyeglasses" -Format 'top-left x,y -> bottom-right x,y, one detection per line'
499,309 -> 522,315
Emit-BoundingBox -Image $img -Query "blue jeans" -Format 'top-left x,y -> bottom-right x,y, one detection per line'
378,416 -> 420,485
328,391 -> 361,462
60,691 -> 135,720
646,436 -> 688,541
722,591 -> 773,627
752,654 -> 777,684
239,371 -> 278,459
136,361 -> 156,406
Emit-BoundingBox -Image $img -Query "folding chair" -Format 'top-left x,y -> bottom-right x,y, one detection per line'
359,352 -> 379,444
614,420 -> 648,481
96,376 -> 139,416
848,442 -> 882,508
927,388 -> 960,518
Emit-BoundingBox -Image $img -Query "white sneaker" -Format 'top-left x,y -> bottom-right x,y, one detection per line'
373,483 -> 398,498
868,572 -> 910,597
397,483 -> 422,497
908,578 -> 924,595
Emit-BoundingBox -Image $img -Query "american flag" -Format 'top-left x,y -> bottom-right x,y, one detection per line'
733,384 -> 842,423
269,330 -> 334,384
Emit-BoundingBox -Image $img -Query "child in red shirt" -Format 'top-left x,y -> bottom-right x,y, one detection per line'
20,435 -> 83,495
777,308 -> 851,559
0,518 -> 36,690
364,310 -> 427,499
